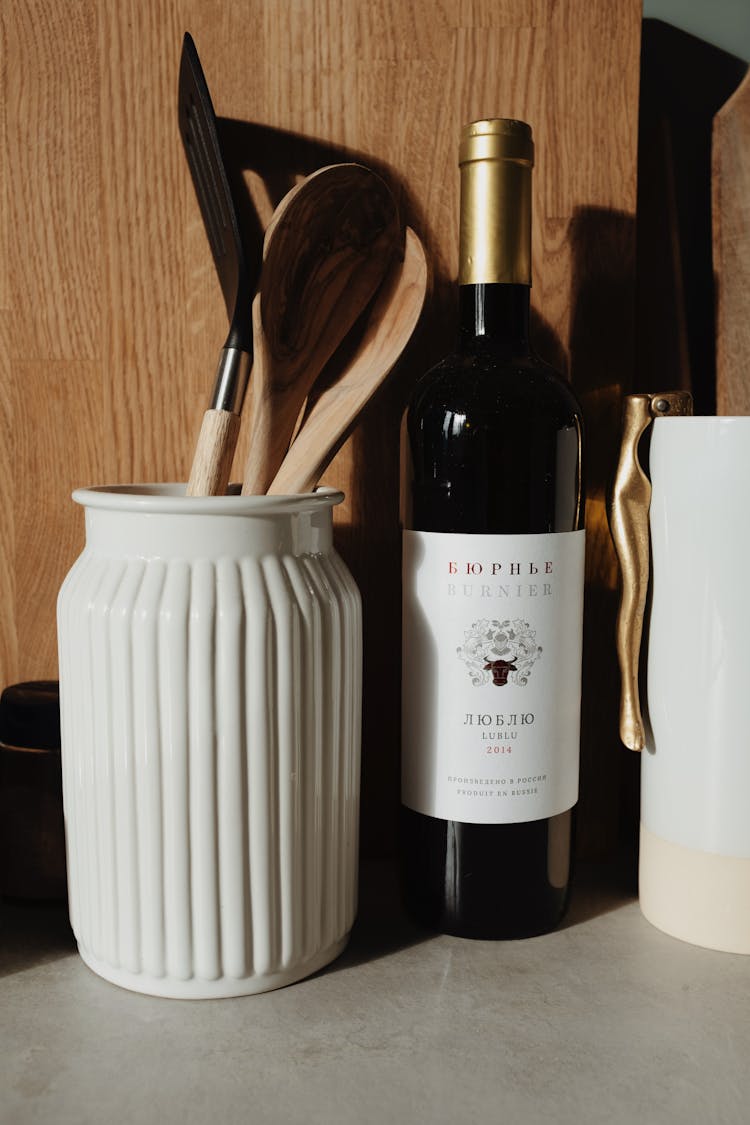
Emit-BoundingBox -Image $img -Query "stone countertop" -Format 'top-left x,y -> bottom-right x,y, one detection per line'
2,862 -> 749,1125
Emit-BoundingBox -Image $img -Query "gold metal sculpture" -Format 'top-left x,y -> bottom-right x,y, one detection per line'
609,392 -> 693,750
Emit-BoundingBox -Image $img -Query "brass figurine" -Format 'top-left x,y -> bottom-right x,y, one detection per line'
609,391 -> 693,750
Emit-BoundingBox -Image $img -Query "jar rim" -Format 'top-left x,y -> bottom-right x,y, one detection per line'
72,483 -> 345,515
653,416 -> 750,425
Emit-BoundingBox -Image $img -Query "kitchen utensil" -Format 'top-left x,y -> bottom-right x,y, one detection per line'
179,32 -> 254,495
241,163 -> 401,495
268,226 -> 427,494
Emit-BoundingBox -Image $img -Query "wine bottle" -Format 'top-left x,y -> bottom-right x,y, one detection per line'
400,119 -> 585,939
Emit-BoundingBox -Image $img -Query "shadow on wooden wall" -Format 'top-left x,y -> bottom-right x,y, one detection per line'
569,205 -> 636,867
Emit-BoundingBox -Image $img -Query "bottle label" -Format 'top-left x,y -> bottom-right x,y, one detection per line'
401,529 -> 585,824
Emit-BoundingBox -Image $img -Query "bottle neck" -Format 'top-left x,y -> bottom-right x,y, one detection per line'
458,283 -> 531,355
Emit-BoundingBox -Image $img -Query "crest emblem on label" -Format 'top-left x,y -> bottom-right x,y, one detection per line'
457,618 -> 542,687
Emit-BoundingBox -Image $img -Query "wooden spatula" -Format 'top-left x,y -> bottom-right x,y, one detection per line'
268,227 -> 427,494
179,33 -> 254,495
241,164 -> 401,495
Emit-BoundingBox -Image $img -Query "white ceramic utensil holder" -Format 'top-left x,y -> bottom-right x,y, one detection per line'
57,484 -> 362,998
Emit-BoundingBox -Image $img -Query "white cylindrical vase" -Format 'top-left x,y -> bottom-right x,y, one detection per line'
57,484 -> 362,997
641,418 -> 750,954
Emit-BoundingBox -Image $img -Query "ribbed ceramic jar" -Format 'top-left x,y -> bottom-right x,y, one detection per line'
57,484 -> 362,998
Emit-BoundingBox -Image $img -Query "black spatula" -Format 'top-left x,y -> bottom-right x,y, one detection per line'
179,32 -> 253,495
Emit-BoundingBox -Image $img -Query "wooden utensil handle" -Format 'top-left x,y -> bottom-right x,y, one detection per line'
241,404 -> 296,494
186,408 -> 241,496
241,295 -> 298,495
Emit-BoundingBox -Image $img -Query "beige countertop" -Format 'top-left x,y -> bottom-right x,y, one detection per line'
2,862 -> 748,1125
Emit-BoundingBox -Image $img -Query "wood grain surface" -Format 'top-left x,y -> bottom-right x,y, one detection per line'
1,0 -> 641,857
714,68 -> 750,415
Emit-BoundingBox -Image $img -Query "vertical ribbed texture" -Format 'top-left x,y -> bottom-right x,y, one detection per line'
215,559 -> 249,979
111,560 -> 146,974
133,560 -> 167,979
282,556 -> 323,966
159,561 -> 192,980
189,558 -> 220,980
57,538 -> 361,998
261,555 -> 299,972
240,558 -> 276,978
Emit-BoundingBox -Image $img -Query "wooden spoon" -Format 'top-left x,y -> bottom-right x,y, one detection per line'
268,227 -> 427,494
241,164 -> 401,494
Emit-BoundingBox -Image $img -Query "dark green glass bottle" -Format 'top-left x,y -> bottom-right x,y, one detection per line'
400,119 -> 585,939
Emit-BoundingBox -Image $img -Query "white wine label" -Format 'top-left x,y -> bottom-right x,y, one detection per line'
401,528 -> 585,824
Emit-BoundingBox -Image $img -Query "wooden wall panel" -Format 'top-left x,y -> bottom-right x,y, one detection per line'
6,2 -> 101,360
13,360 -> 102,674
714,70 -> 750,414
98,2 -> 193,484
1,0 -> 641,858
0,316 -> 18,681
546,2 -> 640,218
0,19 -> 8,314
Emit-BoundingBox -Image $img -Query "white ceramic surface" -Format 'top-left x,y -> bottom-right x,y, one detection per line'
57,484 -> 362,997
641,418 -> 750,952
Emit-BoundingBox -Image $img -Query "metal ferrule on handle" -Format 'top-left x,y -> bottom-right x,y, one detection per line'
210,348 -> 252,413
